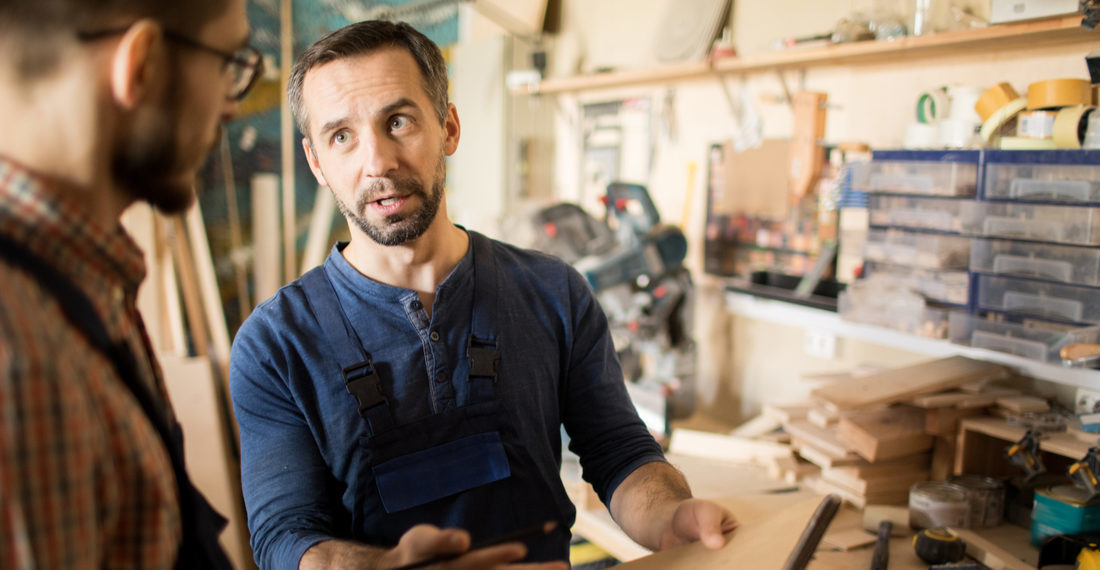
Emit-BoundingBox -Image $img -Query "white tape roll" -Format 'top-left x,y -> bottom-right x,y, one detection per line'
904,122 -> 940,149
948,85 -> 983,124
917,87 -> 950,124
938,118 -> 980,148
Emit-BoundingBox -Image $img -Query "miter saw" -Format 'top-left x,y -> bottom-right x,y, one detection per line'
529,182 -> 695,434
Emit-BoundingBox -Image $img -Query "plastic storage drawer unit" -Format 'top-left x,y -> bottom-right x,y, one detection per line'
853,150 -> 980,197
982,150 -> 1100,204
970,239 -> 1100,287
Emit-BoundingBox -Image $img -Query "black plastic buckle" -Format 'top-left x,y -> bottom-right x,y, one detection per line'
342,359 -> 388,416
467,336 -> 500,382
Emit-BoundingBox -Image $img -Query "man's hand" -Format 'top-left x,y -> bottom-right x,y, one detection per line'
609,461 -> 738,552
656,498 -> 738,551
301,525 -> 568,569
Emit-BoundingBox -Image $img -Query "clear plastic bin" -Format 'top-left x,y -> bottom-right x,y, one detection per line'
975,274 -> 1100,325
959,202 -> 1100,245
868,195 -> 977,233
853,160 -> 978,196
865,261 -> 970,305
948,311 -> 1100,363
970,239 -> 1100,287
839,279 -> 950,339
864,229 -> 972,270
983,150 -> 1100,203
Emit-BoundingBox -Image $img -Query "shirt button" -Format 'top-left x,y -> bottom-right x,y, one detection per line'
436,371 -> 448,383
430,330 -> 440,342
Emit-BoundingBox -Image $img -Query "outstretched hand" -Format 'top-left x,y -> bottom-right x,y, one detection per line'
385,524 -> 568,570
656,498 -> 739,551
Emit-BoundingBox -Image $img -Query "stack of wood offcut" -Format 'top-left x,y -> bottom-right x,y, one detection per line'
778,355 -> 1016,508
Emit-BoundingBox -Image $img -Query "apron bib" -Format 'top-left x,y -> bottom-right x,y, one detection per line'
302,233 -> 566,561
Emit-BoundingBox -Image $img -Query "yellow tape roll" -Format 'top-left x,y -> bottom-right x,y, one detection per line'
1053,105 -> 1096,149
1026,78 -> 1092,111
976,82 -> 1020,122
999,136 -> 1058,150
980,97 -> 1028,144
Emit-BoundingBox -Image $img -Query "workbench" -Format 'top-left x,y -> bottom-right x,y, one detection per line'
566,452 -> 1039,569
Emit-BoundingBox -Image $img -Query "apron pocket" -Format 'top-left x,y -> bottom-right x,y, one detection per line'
373,431 -> 511,513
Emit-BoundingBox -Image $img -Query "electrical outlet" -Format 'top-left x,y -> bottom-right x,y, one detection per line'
1076,388 -> 1100,433
803,329 -> 837,360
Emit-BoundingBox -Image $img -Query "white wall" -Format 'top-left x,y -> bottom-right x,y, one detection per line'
452,0 -> 1095,423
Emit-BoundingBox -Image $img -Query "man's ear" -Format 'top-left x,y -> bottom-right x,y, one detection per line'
302,138 -> 329,187
443,102 -> 460,157
109,19 -> 163,109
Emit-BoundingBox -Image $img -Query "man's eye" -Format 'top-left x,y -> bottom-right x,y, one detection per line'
390,116 -> 410,130
333,131 -> 349,145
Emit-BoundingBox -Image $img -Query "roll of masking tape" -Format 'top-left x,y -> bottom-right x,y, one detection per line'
999,136 -> 1058,150
1053,105 -> 1096,149
917,87 -> 950,124
948,85 -> 983,124
904,122 -> 940,149
980,97 -> 1028,144
976,82 -> 1020,122
1017,110 -> 1057,139
938,118 -> 980,148
1027,78 -> 1092,110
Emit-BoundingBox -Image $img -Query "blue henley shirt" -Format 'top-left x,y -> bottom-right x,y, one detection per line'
229,233 -> 666,569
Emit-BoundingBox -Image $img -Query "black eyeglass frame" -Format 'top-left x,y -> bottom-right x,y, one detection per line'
77,27 -> 264,101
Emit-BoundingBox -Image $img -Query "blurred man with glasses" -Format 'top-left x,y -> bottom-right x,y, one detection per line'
0,1 -> 259,568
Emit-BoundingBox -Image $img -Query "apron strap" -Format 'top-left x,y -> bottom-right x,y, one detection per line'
467,233 -> 501,403
300,266 -> 394,434
0,236 -> 231,570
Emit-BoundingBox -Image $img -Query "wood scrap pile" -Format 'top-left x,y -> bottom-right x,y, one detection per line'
732,355 -> 1050,508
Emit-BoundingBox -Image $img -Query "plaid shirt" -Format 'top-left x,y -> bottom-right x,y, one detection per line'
0,157 -> 181,568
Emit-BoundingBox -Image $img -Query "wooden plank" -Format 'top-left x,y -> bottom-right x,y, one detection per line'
824,453 -> 930,480
763,403 -> 812,423
931,435 -> 956,482
821,528 -> 876,552
949,528 -> 1034,570
300,185 -> 336,274
808,406 -> 840,428
821,467 -> 929,496
668,428 -> 792,465
925,406 -> 987,436
785,420 -> 853,460
836,406 -> 933,463
730,414 -> 783,439
795,443 -> 864,469
252,173 -> 282,304
161,356 -> 253,570
960,417 -> 1090,459
810,356 -> 1008,410
995,396 -> 1050,413
279,0 -> 295,283
617,495 -> 833,569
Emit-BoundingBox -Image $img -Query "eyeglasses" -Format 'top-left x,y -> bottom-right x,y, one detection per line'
77,27 -> 264,101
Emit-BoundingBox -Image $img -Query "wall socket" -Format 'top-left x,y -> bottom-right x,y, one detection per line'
804,329 -> 838,360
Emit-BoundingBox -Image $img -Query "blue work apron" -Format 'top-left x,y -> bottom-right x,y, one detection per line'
300,232 -> 567,562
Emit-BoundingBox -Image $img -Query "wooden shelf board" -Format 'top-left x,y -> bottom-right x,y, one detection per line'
521,15 -> 1096,95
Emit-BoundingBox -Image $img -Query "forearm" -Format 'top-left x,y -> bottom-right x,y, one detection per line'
300,539 -> 393,570
607,461 -> 693,550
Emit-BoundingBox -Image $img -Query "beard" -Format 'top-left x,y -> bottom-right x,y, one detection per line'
111,71 -> 213,215
335,148 -> 446,247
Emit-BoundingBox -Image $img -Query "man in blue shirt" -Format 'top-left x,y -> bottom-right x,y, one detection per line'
230,20 -> 737,570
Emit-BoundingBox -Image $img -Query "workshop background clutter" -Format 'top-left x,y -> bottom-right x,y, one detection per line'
113,0 -> 1100,568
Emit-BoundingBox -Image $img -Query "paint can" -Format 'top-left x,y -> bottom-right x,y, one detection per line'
910,481 -> 969,529
949,474 -> 1005,528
